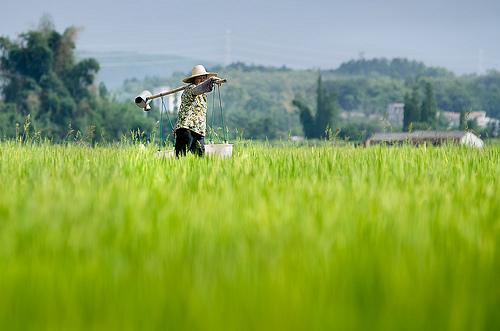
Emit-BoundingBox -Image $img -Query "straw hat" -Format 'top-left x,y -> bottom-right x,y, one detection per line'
183,65 -> 218,83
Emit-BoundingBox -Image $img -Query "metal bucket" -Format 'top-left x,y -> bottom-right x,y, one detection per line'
205,144 -> 233,157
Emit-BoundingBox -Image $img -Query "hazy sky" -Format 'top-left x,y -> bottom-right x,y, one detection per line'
1,0 -> 499,73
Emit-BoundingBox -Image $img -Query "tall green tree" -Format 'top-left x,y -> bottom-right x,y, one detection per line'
403,92 -> 412,131
292,74 -> 338,138
292,99 -> 316,138
421,81 -> 437,124
315,75 -> 339,137
403,82 -> 439,131
459,109 -> 466,130
410,85 -> 421,124
403,86 -> 420,131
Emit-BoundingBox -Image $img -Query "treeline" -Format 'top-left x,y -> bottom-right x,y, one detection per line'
3,21 -> 500,142
330,58 -> 500,122
119,65 -> 315,140
0,17 -> 157,142
333,58 -> 454,80
124,61 -> 500,140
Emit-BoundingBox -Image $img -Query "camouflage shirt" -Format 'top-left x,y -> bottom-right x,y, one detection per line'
175,79 -> 215,136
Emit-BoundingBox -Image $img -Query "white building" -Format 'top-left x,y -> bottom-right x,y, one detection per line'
440,112 -> 460,127
469,111 -> 498,129
441,111 -> 500,132
387,103 -> 405,126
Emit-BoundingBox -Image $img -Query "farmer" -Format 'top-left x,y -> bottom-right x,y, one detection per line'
174,65 -> 223,157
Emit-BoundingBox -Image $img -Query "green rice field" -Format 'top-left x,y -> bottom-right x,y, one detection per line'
0,142 -> 499,330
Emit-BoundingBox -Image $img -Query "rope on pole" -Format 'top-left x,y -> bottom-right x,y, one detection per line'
217,84 -> 228,143
153,80 -> 226,147
160,96 -> 176,147
159,98 -> 164,146
210,88 -> 216,143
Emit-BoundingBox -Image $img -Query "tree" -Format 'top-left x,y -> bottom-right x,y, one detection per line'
421,81 -> 437,124
410,85 -> 421,124
459,109 -> 466,130
315,75 -> 339,136
403,92 -> 411,131
292,74 -> 338,138
402,81 -> 440,131
0,17 -> 100,138
292,99 -> 316,138
403,85 -> 421,131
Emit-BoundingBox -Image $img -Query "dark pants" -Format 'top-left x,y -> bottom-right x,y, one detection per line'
175,128 -> 205,157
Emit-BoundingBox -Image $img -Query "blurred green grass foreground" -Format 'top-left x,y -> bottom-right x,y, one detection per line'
0,142 -> 499,330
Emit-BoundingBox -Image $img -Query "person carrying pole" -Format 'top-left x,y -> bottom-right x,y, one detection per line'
174,65 -> 224,157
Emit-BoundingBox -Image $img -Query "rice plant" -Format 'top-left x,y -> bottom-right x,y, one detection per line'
0,142 -> 499,330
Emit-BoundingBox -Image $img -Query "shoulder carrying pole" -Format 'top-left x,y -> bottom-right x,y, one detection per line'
134,79 -> 226,111
134,85 -> 188,111
148,85 -> 189,100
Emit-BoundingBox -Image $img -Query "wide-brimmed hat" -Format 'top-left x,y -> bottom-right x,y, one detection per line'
182,65 -> 218,83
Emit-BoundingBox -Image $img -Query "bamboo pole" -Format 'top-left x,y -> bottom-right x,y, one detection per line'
146,79 -> 227,102
146,85 -> 188,101
135,79 -> 227,110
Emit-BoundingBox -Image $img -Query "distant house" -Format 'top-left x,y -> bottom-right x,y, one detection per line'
440,112 -> 461,127
441,111 -> 500,132
387,103 -> 405,126
365,131 -> 484,148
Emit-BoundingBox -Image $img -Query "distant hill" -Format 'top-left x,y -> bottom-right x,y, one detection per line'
77,51 -> 219,89
332,58 -> 454,80
81,53 -> 456,90
113,59 -> 500,139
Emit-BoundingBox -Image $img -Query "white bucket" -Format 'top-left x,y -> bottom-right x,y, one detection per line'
205,144 -> 233,157
155,150 -> 175,158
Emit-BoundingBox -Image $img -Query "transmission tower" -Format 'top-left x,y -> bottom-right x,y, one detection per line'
224,29 -> 232,67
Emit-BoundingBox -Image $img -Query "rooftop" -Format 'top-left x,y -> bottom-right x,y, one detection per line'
369,131 -> 468,142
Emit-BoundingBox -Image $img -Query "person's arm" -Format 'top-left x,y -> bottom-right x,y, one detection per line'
192,77 -> 217,95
